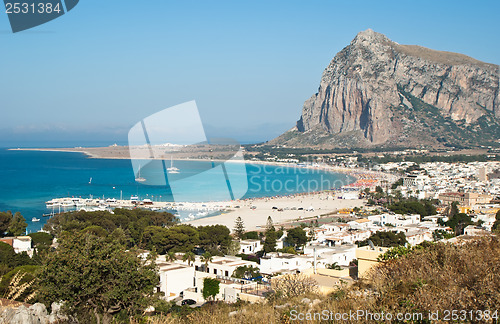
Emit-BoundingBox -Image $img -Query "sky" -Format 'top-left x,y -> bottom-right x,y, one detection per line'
1,0 -> 499,147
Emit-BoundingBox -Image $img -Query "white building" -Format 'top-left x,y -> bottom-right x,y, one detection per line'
368,214 -> 420,227
259,252 -> 313,275
156,261 -> 195,301
238,239 -> 262,254
0,236 -> 32,255
303,244 -> 357,267
194,255 -> 258,279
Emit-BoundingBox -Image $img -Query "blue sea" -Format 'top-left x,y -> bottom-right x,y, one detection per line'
0,149 -> 355,233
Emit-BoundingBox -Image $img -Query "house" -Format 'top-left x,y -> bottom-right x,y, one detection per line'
156,261 -> 195,301
356,245 -> 389,279
323,229 -> 372,246
238,239 -> 262,254
439,192 -> 492,207
303,244 -> 357,267
259,252 -> 313,275
367,213 -> 420,227
463,225 -> 491,236
0,236 -> 32,255
183,271 -> 269,303
347,218 -> 372,230
194,255 -> 257,279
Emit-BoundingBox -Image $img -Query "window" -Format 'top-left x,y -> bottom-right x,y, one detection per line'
225,270 -> 229,277
214,269 -> 217,274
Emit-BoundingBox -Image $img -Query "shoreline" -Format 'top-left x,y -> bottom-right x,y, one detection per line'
11,146 -> 394,230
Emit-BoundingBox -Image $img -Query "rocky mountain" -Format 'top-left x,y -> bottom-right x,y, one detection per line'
272,29 -> 500,149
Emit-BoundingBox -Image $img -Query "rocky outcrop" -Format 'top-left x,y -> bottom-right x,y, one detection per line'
0,302 -> 69,324
277,29 -> 499,148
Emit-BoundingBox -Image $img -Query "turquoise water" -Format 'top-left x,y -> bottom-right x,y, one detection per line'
0,149 -> 355,233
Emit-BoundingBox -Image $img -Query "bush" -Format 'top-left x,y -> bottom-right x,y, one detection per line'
270,274 -> 318,299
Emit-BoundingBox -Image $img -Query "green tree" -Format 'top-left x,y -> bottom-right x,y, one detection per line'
242,231 -> 259,240
285,227 -> 308,249
198,225 -> 231,255
202,277 -> 220,301
227,240 -> 240,256
448,202 -> 459,218
200,252 -> 212,272
492,210 -> 500,232
28,232 -> 53,248
263,227 -> 277,254
81,225 -> 107,237
233,216 -> 245,239
182,251 -> 196,266
446,212 -> 473,235
0,212 -> 13,236
8,212 -> 27,236
359,231 -> 407,248
326,262 -> 342,270
232,265 -> 261,279
166,251 -> 177,262
39,232 -> 159,323
266,216 -> 274,232
391,178 -> 404,189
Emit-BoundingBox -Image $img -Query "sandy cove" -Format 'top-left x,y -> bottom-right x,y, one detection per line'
185,192 -> 365,230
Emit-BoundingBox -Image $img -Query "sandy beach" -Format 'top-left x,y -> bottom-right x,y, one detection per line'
186,192 -> 365,230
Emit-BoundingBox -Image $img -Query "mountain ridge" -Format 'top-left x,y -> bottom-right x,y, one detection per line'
271,29 -> 500,149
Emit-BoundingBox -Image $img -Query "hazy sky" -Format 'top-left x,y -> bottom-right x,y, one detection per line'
1,0 -> 499,146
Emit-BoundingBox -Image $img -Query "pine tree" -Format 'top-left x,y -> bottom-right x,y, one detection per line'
266,216 -> 274,232
263,216 -> 277,254
233,216 -> 245,239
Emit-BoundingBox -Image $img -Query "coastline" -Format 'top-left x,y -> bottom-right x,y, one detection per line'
10,146 -> 394,230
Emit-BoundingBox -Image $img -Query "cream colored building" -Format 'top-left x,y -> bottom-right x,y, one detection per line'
355,245 -> 389,279
438,192 -> 492,207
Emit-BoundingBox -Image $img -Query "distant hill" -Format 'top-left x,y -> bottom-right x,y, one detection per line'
271,29 -> 500,149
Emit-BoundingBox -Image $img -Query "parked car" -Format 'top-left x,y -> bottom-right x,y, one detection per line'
181,299 -> 196,306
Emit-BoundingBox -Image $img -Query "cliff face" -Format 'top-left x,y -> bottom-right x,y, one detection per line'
278,29 -> 500,148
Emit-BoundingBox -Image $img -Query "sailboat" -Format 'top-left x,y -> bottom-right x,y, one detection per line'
167,157 -> 180,174
135,165 -> 146,182
89,177 -> 92,184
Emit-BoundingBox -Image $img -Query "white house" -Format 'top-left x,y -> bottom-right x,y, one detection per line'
303,244 -> 357,267
0,236 -> 32,255
259,252 -> 313,275
238,239 -> 262,254
324,229 -> 372,246
347,218 -> 373,230
368,214 -> 420,227
194,255 -> 258,279
157,261 -> 195,301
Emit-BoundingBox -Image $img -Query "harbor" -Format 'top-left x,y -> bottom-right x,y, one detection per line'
44,196 -> 234,221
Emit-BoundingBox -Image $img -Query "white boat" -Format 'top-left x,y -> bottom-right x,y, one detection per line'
89,177 -> 92,184
167,157 -> 180,173
31,217 -> 40,222
135,165 -> 146,182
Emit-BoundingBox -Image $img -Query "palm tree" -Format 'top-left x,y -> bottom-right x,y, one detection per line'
166,251 -> 177,262
182,251 -> 196,266
326,262 -> 342,270
200,252 -> 212,272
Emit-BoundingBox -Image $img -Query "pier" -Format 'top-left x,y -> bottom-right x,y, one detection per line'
44,197 -> 234,214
